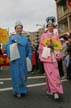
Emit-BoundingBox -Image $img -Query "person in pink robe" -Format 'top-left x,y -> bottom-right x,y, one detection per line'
38,17 -> 64,100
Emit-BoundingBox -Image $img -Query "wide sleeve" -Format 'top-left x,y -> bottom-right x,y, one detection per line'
38,34 -> 45,61
54,34 -> 63,60
5,37 -> 13,58
26,40 -> 32,60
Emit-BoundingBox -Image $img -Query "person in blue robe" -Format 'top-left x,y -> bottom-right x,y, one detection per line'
5,22 -> 32,98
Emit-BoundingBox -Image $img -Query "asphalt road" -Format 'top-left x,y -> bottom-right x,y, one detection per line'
0,67 -> 71,108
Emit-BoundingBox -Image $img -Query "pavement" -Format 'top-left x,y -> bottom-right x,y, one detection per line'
0,67 -> 71,108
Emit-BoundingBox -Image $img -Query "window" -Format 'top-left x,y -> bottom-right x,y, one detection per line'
58,18 -> 68,34
57,1 -> 69,18
69,15 -> 71,30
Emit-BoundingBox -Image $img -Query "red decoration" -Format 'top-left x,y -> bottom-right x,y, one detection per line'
67,0 -> 71,8
0,55 -> 10,66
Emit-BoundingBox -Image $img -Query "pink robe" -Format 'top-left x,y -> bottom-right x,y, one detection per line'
39,32 -> 63,94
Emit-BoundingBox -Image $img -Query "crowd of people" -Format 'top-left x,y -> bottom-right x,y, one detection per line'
0,17 -> 71,101
60,34 -> 71,81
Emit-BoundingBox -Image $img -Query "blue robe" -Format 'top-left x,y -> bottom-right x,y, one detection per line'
5,34 -> 32,94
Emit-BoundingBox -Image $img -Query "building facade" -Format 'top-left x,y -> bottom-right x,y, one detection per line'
55,0 -> 71,37
28,28 -> 44,46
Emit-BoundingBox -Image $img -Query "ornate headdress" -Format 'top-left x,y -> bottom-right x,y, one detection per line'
15,21 -> 23,29
46,16 -> 56,27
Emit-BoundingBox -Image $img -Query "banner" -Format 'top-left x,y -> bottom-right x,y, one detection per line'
0,55 -> 10,66
0,28 -> 9,44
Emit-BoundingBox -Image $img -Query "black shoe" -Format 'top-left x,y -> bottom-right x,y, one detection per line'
21,93 -> 26,97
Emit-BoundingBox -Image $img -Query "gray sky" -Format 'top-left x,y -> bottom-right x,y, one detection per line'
0,0 -> 56,32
